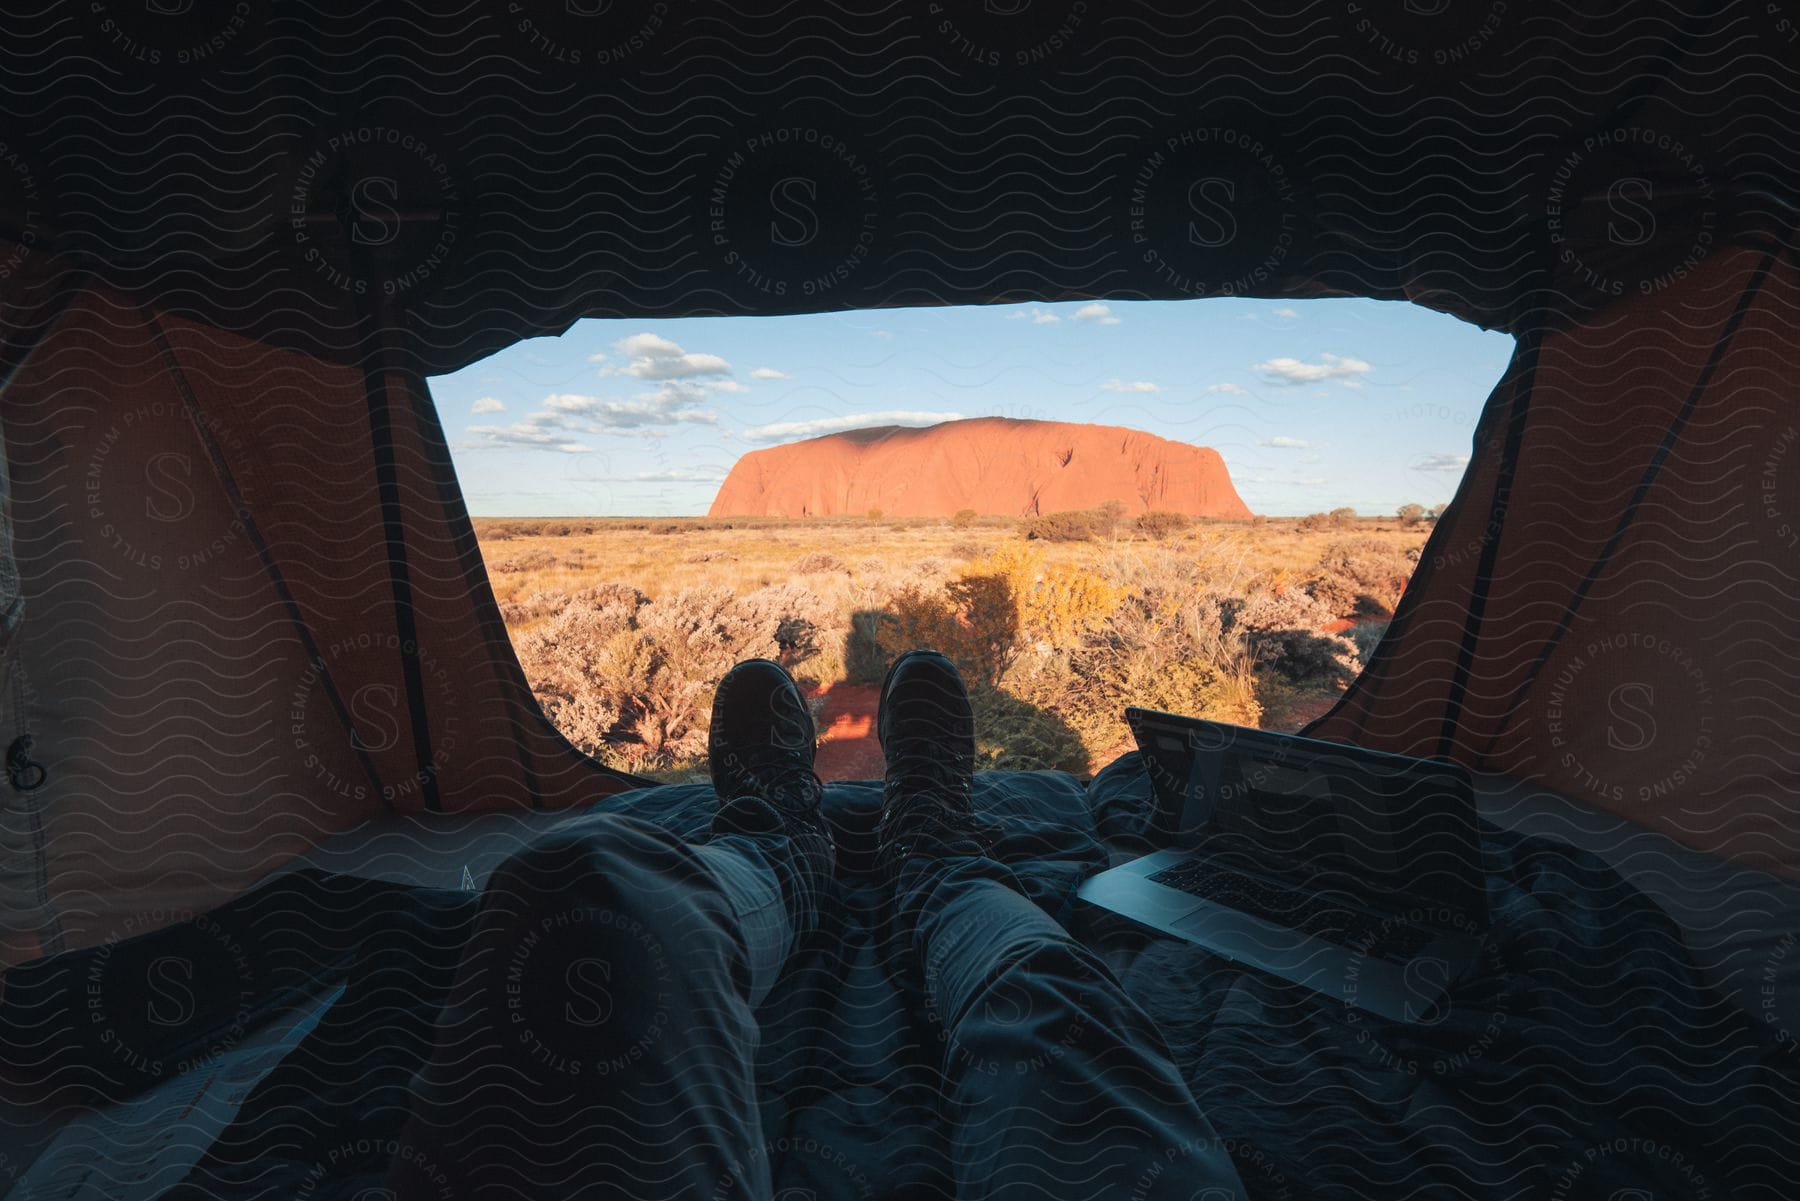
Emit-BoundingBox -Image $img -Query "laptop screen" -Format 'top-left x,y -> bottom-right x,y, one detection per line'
1137,713 -> 1487,925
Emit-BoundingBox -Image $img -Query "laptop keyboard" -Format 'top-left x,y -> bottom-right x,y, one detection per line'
1147,859 -> 1438,959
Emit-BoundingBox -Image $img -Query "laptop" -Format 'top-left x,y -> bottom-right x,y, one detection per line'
1076,708 -> 1489,1023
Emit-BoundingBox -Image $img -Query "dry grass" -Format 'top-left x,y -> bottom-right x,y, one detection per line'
477,515 -> 1428,630
474,514 -> 1433,778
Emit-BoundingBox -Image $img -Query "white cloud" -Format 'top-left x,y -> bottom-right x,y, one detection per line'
1412,453 -> 1471,472
1205,383 -> 1247,395
1073,303 -> 1122,325
1254,353 -> 1373,386
464,418 -> 592,454
603,333 -> 733,381
1273,307 -> 1299,319
871,329 -> 895,340
750,367 -> 788,380
742,410 -> 965,445
463,384 -> 720,454
587,352 -> 608,363
1262,435 -> 1311,449
1005,306 -> 1062,325
1101,379 -> 1161,394
627,467 -> 728,483
471,396 -> 505,414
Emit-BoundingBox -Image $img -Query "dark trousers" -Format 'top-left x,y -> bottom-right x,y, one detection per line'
390,797 -> 1245,1200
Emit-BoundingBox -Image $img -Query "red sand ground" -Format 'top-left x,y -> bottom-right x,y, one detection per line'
807,683 -> 886,782
710,416 -> 1252,519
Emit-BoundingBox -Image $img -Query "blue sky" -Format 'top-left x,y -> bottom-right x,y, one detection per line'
430,298 -> 1514,517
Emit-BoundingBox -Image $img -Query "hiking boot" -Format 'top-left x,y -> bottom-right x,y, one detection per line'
874,650 -> 996,881
708,658 -> 824,822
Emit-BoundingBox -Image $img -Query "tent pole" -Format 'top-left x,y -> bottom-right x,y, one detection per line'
1432,326 -> 1545,760
353,272 -> 441,813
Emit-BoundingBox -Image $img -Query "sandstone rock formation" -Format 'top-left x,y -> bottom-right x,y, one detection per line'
708,417 -> 1252,519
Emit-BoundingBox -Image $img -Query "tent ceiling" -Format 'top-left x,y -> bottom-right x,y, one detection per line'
1,2 -> 1793,368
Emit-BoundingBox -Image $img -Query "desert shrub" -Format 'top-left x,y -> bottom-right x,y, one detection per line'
951,508 -> 979,529
1022,510 -> 1096,542
950,539 -> 988,560
489,548 -> 558,573
515,582 -> 835,775
573,582 -> 651,620
1396,502 -> 1426,525
1222,586 -> 1361,685
498,587 -> 586,628
1328,506 -> 1358,527
844,610 -> 891,684
1314,538 -> 1414,614
1090,500 -> 1128,538
684,549 -> 738,564
866,507 -> 884,520
964,543 -> 1122,649
1345,620 -> 1389,662
650,522 -> 684,535
1247,628 -> 1363,685
1135,510 -> 1193,539
792,551 -> 849,574
1229,586 -> 1339,634
1301,572 -> 1360,621
969,682 -> 1090,774
1296,512 -> 1331,533
987,552 -> 1263,765
876,577 -> 1015,686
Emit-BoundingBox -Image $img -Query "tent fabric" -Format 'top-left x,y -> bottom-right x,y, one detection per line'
4,769 -> 1794,1198
1310,238 -> 1800,877
0,284 -> 644,967
0,3 -> 1798,961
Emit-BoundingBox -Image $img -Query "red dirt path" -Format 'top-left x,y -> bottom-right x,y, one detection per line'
807,683 -> 885,781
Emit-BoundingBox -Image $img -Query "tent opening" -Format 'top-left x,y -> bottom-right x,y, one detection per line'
429,298 -> 1514,782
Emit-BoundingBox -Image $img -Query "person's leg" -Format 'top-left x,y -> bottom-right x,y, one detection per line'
389,660 -> 832,1201
876,650 -> 1245,1201
898,856 -> 1245,1201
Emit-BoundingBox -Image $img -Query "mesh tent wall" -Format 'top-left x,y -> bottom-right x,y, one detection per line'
0,1 -> 1797,968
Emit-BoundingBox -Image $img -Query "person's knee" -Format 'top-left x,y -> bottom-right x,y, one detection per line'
487,816 -> 697,917
946,937 -> 1124,1049
479,821 -> 696,1074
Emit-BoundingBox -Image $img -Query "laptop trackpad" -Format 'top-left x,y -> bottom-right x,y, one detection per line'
1171,903 -> 1319,968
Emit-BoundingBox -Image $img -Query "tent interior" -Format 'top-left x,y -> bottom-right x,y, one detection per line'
2,2 -> 1799,1197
